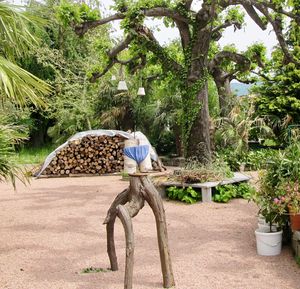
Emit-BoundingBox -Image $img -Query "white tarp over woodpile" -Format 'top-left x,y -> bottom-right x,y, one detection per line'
35,129 -> 158,177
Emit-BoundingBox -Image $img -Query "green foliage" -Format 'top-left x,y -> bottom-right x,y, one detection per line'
0,115 -> 28,186
0,2 -> 37,59
166,186 -> 201,204
213,183 -> 255,203
56,0 -> 99,27
244,43 -> 267,69
245,149 -> 279,170
218,148 -> 279,171
255,143 -> 300,228
253,11 -> 300,145
208,78 -> 220,118
225,8 -> 245,25
262,143 -> 300,188
0,1 -> 51,107
215,97 -> 274,156
20,0 -> 113,144
0,2 -> 52,185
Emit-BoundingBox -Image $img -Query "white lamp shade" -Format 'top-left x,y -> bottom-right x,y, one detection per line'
117,80 -> 128,91
137,87 -> 146,96
111,75 -> 116,81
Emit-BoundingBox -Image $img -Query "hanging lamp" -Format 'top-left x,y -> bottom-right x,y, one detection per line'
117,65 -> 128,91
137,86 -> 146,96
117,80 -> 128,91
137,75 -> 146,95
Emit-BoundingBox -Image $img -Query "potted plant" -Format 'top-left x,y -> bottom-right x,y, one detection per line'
253,142 -> 300,254
253,183 -> 286,256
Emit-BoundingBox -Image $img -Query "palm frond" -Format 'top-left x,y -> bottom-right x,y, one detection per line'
0,56 -> 51,107
0,1 -> 37,59
0,115 -> 29,187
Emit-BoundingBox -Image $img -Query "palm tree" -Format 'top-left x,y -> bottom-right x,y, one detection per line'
0,1 -> 51,184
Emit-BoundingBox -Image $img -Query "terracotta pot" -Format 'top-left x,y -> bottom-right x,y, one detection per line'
288,205 -> 300,231
290,212 -> 300,231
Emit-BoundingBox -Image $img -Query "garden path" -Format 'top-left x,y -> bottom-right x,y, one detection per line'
0,174 -> 299,289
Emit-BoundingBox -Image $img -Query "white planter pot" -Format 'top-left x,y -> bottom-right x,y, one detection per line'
255,228 -> 283,256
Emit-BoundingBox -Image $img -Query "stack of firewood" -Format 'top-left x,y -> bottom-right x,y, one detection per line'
42,135 -> 125,176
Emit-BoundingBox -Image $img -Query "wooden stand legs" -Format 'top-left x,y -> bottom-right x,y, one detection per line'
103,175 -> 175,289
117,205 -> 134,289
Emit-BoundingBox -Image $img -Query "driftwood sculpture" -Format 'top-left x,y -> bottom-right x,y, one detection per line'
103,173 -> 175,289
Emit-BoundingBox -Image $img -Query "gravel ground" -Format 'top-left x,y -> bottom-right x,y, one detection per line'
0,175 -> 299,289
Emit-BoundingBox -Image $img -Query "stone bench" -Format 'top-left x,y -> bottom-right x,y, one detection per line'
160,172 -> 251,202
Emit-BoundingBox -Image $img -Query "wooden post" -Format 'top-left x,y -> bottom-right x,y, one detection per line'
117,205 -> 134,289
103,188 -> 129,271
141,176 -> 175,288
103,173 -> 175,289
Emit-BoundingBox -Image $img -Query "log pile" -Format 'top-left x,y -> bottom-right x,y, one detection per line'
42,135 -> 125,176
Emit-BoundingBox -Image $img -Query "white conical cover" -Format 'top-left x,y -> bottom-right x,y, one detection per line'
137,87 -> 146,96
117,80 -> 128,91
111,75 -> 116,81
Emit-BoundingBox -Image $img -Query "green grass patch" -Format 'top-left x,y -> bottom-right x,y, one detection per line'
15,145 -> 55,165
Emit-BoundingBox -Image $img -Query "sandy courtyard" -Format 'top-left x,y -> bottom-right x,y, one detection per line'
0,175 -> 299,289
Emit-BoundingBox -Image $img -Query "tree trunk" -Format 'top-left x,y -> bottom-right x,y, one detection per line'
216,77 -> 234,117
185,83 -> 211,163
173,123 -> 183,157
184,26 -> 212,163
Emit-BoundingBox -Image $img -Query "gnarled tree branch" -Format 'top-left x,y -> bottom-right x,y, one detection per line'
212,20 -> 242,33
135,25 -> 183,73
75,7 -> 191,36
256,1 -> 300,23
145,7 -> 191,24
241,1 -> 267,30
90,60 -> 114,82
209,50 -> 251,74
75,13 -> 125,36
212,19 -> 242,40
108,35 -> 133,58
89,36 -> 134,82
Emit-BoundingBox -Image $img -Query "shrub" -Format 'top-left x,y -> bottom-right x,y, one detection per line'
166,186 -> 201,204
213,183 -> 256,203
218,148 -> 279,171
